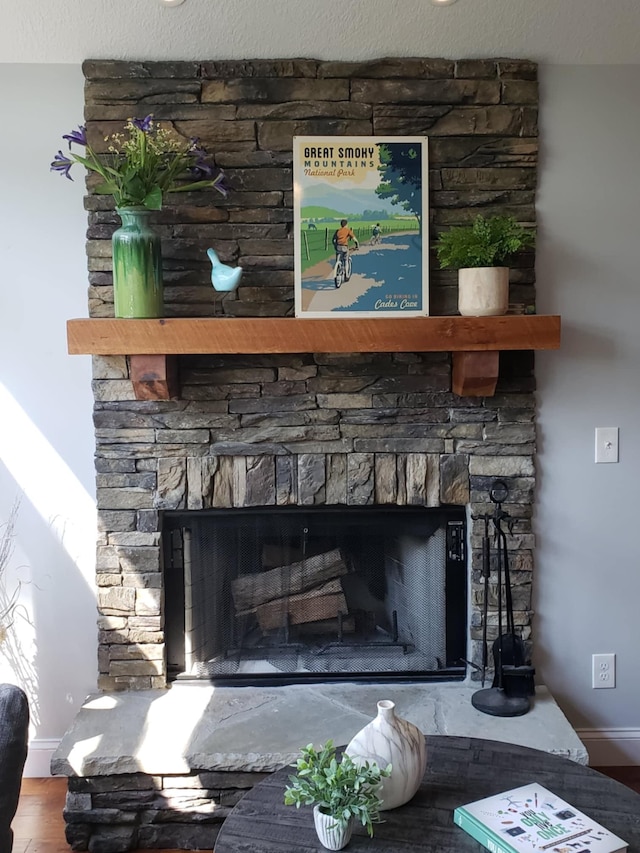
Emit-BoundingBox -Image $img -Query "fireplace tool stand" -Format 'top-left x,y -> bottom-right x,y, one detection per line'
472,480 -> 535,717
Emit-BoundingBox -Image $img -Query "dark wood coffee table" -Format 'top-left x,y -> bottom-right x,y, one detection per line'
215,736 -> 640,852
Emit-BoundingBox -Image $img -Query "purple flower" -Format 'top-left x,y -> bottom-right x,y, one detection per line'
50,150 -> 74,180
189,139 -> 210,158
62,125 -> 87,148
131,115 -> 153,132
189,159 -> 215,180
212,171 -> 230,198
189,141 -> 219,181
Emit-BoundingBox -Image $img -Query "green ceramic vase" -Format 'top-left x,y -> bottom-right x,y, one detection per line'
112,207 -> 163,318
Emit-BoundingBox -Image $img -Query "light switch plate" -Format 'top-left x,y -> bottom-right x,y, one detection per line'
595,427 -> 619,463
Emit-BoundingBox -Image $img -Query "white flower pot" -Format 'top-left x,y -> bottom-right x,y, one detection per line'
313,805 -> 354,851
345,699 -> 427,811
458,266 -> 509,316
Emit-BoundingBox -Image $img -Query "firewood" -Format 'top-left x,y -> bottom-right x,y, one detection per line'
296,616 -> 356,635
255,582 -> 348,631
231,547 -> 348,612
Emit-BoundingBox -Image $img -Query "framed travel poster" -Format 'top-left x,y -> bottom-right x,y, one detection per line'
293,136 -> 429,318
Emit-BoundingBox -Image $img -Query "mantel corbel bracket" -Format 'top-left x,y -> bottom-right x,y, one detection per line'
129,355 -> 178,401
452,351 -> 500,397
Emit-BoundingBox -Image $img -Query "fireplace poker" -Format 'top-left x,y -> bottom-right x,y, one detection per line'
471,480 -> 532,717
481,514 -> 491,687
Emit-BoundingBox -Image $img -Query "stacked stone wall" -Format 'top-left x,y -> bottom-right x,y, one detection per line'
94,350 -> 536,690
85,58 -> 538,691
84,57 -> 537,319
64,770 -> 267,851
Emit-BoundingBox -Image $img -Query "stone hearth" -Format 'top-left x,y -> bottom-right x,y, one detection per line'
52,684 -> 587,851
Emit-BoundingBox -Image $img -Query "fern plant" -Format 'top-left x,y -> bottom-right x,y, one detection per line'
436,214 -> 534,269
284,740 -> 390,837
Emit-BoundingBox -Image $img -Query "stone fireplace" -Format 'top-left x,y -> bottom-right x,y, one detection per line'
58,55 -> 543,850
85,57 -> 538,694
94,349 -> 535,692
163,504 -> 467,682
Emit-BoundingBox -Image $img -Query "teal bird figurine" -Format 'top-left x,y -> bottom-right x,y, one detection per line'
207,248 -> 242,292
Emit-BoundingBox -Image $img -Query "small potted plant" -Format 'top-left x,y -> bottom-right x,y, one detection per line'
435,214 -> 535,316
284,740 -> 390,851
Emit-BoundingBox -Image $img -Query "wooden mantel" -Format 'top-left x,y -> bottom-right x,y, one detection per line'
67,315 -> 561,400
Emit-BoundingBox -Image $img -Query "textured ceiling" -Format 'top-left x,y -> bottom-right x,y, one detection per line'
2,0 -> 640,65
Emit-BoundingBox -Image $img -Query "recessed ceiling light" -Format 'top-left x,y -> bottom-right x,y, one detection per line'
161,0 -> 186,6
431,0 -> 458,5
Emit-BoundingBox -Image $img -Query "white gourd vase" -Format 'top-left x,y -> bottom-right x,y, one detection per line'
313,805 -> 354,851
345,700 -> 426,811
458,266 -> 509,316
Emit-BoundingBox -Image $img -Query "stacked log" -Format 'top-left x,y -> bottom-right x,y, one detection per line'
231,548 -> 349,631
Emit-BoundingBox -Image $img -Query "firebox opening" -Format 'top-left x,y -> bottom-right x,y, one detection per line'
163,505 -> 467,685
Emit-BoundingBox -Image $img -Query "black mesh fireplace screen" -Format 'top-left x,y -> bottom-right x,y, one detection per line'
163,505 -> 466,684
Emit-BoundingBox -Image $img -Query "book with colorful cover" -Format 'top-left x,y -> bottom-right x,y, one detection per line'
453,782 -> 627,853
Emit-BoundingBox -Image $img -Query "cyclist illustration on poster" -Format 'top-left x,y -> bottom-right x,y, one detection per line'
293,135 -> 429,318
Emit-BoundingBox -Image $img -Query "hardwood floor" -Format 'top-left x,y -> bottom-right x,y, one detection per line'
13,770 -> 640,852
13,778 -> 67,853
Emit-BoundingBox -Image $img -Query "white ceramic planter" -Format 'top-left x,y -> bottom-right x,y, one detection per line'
345,699 -> 427,811
313,805 -> 354,850
458,266 -> 509,316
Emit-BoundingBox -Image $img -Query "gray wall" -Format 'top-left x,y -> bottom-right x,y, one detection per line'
536,66 -> 640,746
3,0 -> 640,64
0,64 -> 97,773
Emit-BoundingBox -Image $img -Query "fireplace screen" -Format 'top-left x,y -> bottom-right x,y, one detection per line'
163,506 -> 466,684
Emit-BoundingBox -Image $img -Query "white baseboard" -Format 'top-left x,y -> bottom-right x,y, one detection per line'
24,738 -> 61,778
576,728 -> 640,766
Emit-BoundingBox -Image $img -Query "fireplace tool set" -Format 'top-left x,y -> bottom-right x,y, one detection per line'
471,480 -> 536,717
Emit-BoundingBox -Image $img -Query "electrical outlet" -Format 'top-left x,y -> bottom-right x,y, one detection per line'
592,653 -> 616,688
